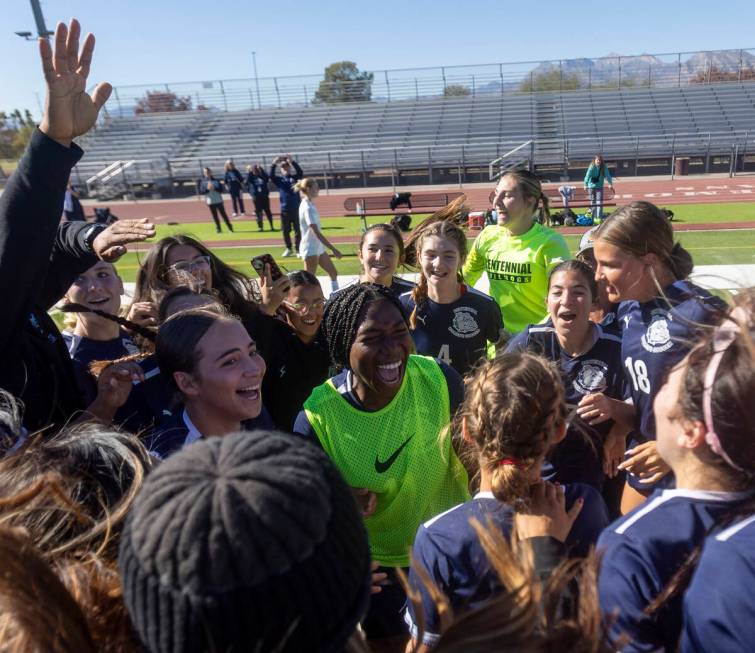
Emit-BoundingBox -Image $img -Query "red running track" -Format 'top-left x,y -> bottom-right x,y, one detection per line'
84,175 -> 755,225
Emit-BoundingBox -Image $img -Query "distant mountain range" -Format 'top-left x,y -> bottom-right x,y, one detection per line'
474,50 -> 755,94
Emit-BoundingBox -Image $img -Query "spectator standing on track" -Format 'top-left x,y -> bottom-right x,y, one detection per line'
245,164 -> 274,230
270,154 -> 303,257
295,178 -> 341,293
223,159 -> 245,217
584,154 -> 614,222
198,167 -> 233,234
463,170 -> 571,335
63,181 -> 85,221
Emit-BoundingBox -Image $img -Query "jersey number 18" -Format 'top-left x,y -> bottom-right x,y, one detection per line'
625,357 -> 651,394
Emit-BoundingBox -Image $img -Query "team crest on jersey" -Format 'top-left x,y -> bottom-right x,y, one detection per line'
641,310 -> 673,353
573,359 -> 608,394
448,307 -> 480,339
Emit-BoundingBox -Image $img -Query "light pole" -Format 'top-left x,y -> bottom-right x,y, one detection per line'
252,51 -> 262,110
15,1 -> 54,40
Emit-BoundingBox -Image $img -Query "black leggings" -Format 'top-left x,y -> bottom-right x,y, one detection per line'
253,195 -> 274,229
281,207 -> 301,250
209,202 -> 233,232
229,190 -> 245,214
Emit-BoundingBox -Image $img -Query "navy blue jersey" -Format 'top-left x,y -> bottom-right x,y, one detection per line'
245,171 -> 269,197
400,285 -> 504,377
113,354 -> 175,435
598,489 -> 752,653
506,323 -> 626,488
681,513 -> 755,653
406,485 -> 609,646
292,360 -> 464,446
329,276 -> 415,304
148,406 -> 274,459
617,280 -> 723,443
62,330 -> 140,405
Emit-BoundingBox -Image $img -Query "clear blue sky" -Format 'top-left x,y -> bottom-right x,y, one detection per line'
3,0 -> 755,117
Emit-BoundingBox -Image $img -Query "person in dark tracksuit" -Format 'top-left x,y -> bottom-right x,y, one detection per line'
270,155 -> 302,257
63,181 -> 86,221
245,164 -> 274,231
198,167 -> 233,233
223,160 -> 245,216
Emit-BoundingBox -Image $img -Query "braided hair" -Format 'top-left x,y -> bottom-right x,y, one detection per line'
322,283 -> 408,370
455,352 -> 564,510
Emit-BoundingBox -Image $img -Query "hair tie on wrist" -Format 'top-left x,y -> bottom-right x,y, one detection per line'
498,458 -> 525,469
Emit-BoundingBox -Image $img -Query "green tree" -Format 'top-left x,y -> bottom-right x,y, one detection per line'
443,84 -> 471,97
314,62 -> 374,104
0,109 -> 36,159
520,69 -> 582,92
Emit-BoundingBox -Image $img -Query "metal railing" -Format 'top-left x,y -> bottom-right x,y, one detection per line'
489,141 -> 534,180
98,47 -> 755,118
73,129 -> 755,193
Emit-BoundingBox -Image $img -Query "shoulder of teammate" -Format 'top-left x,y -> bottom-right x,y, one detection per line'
291,409 -> 322,448
399,289 -> 415,312
535,224 -> 571,265
682,515 -> 755,652
466,285 -> 505,337
405,520 -> 450,647
435,359 -> 464,413
562,483 -> 610,556
668,280 -> 726,325
597,532 -> 662,649
504,326 -> 532,353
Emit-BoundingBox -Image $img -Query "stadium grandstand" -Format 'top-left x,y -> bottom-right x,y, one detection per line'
72,48 -> 755,199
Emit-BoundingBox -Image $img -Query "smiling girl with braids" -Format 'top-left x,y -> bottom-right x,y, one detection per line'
463,170 -> 570,335
294,282 -> 469,646
405,352 -> 609,651
400,198 -> 504,377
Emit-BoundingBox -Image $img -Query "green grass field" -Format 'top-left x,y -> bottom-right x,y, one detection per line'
112,201 -> 755,282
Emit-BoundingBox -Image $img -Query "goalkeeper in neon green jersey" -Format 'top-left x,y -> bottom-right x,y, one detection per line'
293,283 -> 469,643
463,170 -> 571,334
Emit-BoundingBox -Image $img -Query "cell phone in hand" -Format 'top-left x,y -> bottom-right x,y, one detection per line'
251,254 -> 284,280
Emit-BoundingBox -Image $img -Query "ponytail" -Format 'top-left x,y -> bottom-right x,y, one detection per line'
668,242 -> 694,280
538,192 -> 551,225
409,275 -> 428,330
456,354 -> 563,509
490,457 -> 540,509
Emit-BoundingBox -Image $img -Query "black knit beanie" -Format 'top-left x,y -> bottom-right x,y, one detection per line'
118,431 -> 371,653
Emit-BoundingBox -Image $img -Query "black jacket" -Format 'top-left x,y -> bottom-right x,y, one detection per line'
0,130 -> 99,431
254,313 -> 330,433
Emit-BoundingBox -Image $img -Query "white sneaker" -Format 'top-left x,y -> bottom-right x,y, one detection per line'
281,248 -> 292,258
232,212 -> 238,217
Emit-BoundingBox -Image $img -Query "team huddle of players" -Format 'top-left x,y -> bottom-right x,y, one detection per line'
2,16 -> 754,653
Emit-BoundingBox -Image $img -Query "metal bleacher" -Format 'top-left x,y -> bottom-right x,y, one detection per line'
72,60 -> 755,194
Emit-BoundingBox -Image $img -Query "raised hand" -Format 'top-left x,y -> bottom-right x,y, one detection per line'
92,218 -> 156,262
38,19 -> 112,147
514,480 -> 583,543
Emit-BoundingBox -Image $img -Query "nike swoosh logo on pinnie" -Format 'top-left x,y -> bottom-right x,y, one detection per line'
374,436 -> 413,473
